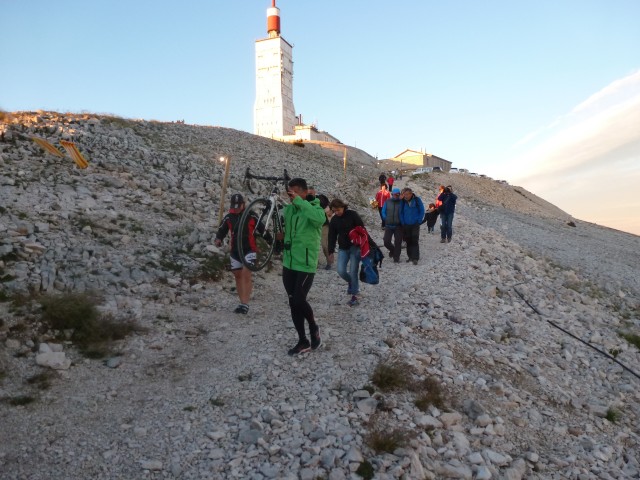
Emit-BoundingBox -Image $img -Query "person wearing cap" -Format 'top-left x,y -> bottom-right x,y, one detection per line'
399,187 -> 425,265
281,177 -> 327,355
214,193 -> 256,314
381,187 -> 403,262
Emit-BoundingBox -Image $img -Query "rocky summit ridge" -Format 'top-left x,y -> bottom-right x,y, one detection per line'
0,111 -> 639,479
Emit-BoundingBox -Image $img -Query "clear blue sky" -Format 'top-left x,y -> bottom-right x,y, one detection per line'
2,1 -> 639,234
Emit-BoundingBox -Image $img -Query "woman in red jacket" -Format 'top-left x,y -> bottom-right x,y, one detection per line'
375,184 -> 391,228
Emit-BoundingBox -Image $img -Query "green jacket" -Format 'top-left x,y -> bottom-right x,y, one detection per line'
282,195 -> 326,273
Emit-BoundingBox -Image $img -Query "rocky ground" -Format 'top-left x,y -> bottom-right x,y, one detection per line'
1,112 -> 639,479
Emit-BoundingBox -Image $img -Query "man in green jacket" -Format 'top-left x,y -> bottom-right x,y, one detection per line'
282,177 -> 327,355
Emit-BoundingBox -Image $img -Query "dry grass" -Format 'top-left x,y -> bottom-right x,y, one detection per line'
371,360 -> 413,392
39,292 -> 142,358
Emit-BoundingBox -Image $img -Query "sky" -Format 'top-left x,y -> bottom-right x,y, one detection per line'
2,0 -> 639,235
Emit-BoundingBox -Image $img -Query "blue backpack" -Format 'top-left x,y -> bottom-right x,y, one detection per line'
359,235 -> 384,285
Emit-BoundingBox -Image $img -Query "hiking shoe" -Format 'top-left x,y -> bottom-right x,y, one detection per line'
288,338 -> 311,356
234,304 -> 249,314
447,238 -> 451,243
412,260 -> 418,265
324,263 -> 333,270
310,327 -> 322,350
440,238 -> 446,243
348,295 -> 359,307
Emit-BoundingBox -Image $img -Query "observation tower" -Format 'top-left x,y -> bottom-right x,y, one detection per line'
254,1 -> 296,138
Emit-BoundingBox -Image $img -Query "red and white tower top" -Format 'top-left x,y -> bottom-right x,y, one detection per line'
267,0 -> 281,37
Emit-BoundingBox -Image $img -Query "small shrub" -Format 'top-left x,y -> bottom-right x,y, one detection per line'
6,395 -> 36,406
413,377 -> 445,411
25,372 -> 54,390
371,360 -> 413,392
605,408 -> 619,423
39,292 -> 101,331
197,255 -> 227,282
39,293 -> 140,358
619,332 -> 640,350
365,420 -> 409,454
355,460 -> 375,479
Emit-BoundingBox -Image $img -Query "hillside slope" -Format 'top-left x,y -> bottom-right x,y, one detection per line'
1,112 -> 639,480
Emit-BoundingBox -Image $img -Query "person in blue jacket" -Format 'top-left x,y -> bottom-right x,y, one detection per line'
399,187 -> 425,264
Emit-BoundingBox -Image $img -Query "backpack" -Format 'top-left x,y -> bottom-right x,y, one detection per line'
359,235 -> 384,285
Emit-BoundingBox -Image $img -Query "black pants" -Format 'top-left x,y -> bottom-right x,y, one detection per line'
282,267 -> 317,341
377,207 -> 385,227
403,224 -> 420,260
383,226 -> 403,261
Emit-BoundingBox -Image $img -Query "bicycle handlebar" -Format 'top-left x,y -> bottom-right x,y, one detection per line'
244,167 -> 291,184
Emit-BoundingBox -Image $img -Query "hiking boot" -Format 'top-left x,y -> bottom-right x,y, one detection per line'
447,238 -> 451,243
440,238 -> 446,243
310,327 -> 322,350
234,304 -> 249,314
288,338 -> 311,356
348,295 -> 359,307
412,260 -> 418,265
324,263 -> 333,270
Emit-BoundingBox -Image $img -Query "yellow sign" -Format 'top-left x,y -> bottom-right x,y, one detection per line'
31,136 -> 64,158
59,140 -> 89,169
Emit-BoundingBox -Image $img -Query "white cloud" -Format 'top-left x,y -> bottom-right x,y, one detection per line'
505,71 -> 640,235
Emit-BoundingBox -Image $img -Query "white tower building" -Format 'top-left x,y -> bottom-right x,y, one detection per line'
254,0 -> 296,138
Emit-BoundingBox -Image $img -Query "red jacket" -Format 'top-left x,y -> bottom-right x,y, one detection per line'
375,189 -> 391,208
349,226 -> 371,259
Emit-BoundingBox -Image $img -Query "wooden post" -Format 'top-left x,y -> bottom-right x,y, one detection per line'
343,146 -> 347,177
217,156 -> 231,226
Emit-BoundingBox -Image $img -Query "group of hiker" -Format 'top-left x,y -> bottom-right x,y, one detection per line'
374,176 -> 458,265
214,178 -> 373,356
213,171 -> 457,357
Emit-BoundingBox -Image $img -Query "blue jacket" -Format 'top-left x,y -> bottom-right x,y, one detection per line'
400,194 -> 425,226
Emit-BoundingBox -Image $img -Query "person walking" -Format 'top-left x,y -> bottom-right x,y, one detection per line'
378,172 -> 387,189
438,186 -> 458,243
424,203 -> 439,233
387,174 -> 395,191
381,187 -> 403,262
308,186 -> 333,270
327,199 -> 365,306
375,184 -> 391,229
281,178 -> 327,355
214,194 -> 255,314
399,187 -> 425,264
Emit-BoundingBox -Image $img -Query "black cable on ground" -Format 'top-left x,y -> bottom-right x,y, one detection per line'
513,287 -> 640,382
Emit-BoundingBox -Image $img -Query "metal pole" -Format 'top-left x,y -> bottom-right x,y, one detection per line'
217,155 -> 231,226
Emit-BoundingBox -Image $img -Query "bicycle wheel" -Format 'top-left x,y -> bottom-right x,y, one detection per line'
237,198 -> 276,272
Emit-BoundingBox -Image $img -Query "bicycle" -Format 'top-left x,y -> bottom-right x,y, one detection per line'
237,168 -> 291,272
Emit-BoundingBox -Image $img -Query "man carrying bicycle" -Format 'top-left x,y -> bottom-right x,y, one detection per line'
214,193 -> 256,315
281,178 -> 327,355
